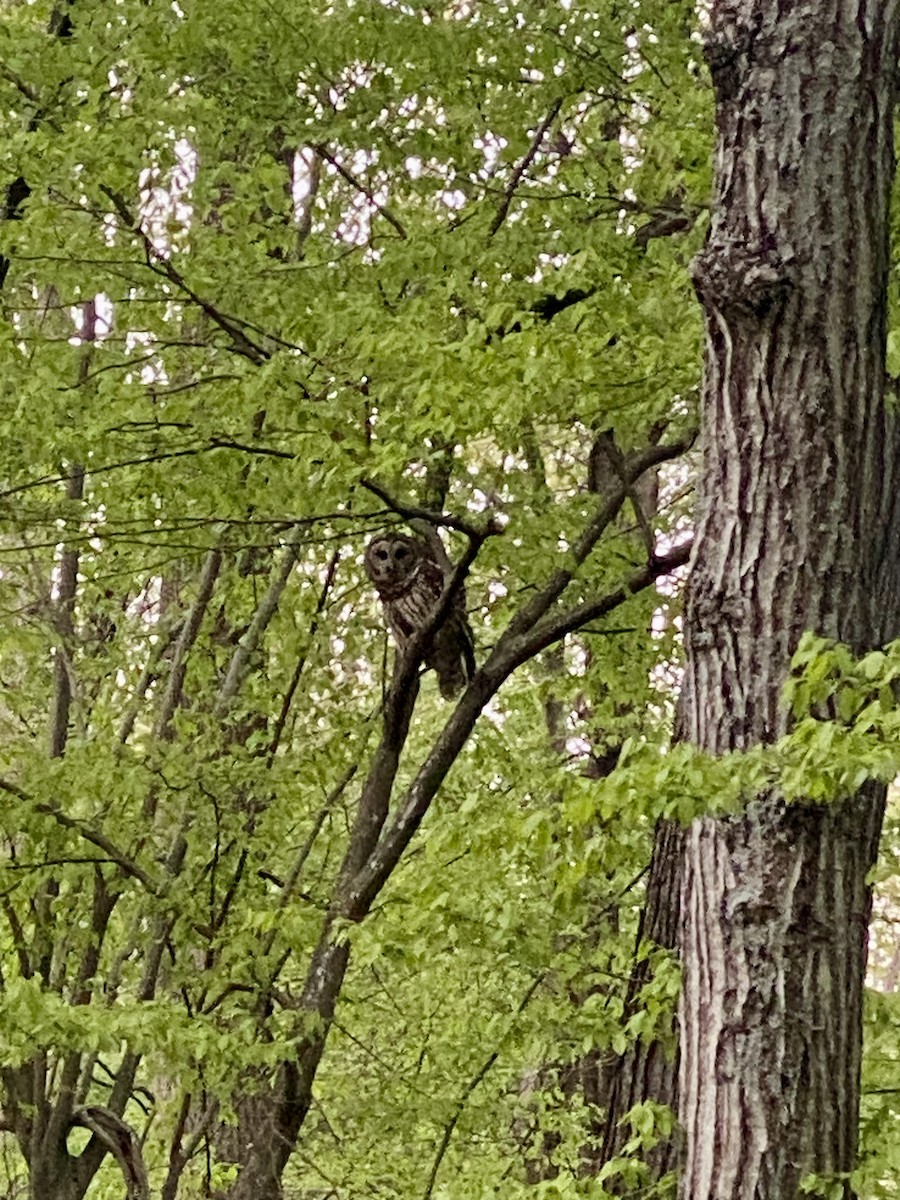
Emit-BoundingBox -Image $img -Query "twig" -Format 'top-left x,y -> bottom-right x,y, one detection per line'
100,185 -> 269,365
422,974 -> 545,1199
48,464 -> 84,758
216,528 -> 305,712
154,548 -> 222,741
488,99 -> 564,238
360,477 -> 500,541
296,146 -> 322,250
0,779 -> 159,894
0,63 -> 40,102
592,429 -> 657,558
313,144 -> 408,239
261,762 -> 359,960
503,430 -> 696,642
266,549 -> 340,761
520,539 -> 693,659
0,442 -> 295,500
117,618 -> 185,746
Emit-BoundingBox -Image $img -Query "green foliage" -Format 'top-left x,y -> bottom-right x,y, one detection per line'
0,0 -> 709,1190
6,2 -> 899,1199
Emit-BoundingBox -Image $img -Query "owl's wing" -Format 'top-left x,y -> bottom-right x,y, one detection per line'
422,549 -> 475,678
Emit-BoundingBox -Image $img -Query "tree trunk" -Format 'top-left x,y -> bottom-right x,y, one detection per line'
27,1145 -> 79,1200
596,818 -> 683,1175
677,2 -> 900,1197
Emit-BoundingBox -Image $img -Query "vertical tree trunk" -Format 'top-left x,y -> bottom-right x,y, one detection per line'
678,2 -> 900,1197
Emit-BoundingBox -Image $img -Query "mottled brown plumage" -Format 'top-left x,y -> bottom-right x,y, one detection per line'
363,533 -> 475,698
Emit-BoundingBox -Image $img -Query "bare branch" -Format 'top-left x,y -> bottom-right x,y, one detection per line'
488,99 -> 564,238
313,143 -> 408,239
2,898 -> 31,977
154,548 -> 222,741
360,477 -> 501,541
0,779 -> 159,893
514,538 -> 693,662
266,549 -> 340,761
70,1106 -> 149,1200
503,430 -> 696,641
0,442 -> 293,500
117,618 -> 185,746
48,463 -> 83,758
296,147 -> 322,249
262,762 -> 359,959
161,1098 -> 219,1200
0,63 -> 40,102
216,528 -> 304,711
423,973 -> 544,1200
100,185 -> 269,365
592,429 -> 657,558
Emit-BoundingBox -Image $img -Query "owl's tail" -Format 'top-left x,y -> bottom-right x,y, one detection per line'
433,617 -> 476,700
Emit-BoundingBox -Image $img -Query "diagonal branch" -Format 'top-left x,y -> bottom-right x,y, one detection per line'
100,185 -> 269,365
0,779 -> 160,894
267,549 -> 341,762
216,528 -> 304,712
513,538 -> 693,663
154,548 -> 222,741
348,539 -> 691,918
313,143 -> 408,239
422,973 -> 545,1200
360,476 -> 493,540
70,1106 -> 149,1200
488,98 -> 564,238
503,431 -> 696,642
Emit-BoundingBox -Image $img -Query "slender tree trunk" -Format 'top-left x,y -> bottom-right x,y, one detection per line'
677,2 -> 900,1197
597,819 -> 684,1174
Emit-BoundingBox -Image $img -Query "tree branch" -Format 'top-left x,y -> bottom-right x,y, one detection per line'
514,538 -> 693,662
216,528 -> 304,712
48,463 -> 84,759
70,1106 -> 149,1200
348,536 -> 691,917
0,442 -> 293,500
503,430 -> 696,641
154,548 -> 222,741
266,548 -> 341,762
100,185 -> 270,365
422,973 -> 544,1200
360,477 -> 497,540
313,143 -> 408,239
0,779 -> 160,893
489,98 -> 564,238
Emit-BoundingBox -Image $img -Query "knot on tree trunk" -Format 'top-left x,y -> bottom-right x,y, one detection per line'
692,240 -> 793,318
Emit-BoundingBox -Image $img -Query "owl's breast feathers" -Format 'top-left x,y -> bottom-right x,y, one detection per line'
367,542 -> 476,697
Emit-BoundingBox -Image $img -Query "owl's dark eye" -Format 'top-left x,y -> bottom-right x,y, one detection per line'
375,549 -> 389,561
395,546 -> 409,560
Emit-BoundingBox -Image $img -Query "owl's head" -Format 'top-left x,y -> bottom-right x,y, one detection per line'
363,534 -> 424,591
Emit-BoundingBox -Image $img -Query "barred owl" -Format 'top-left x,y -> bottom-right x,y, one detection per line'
364,533 -> 476,699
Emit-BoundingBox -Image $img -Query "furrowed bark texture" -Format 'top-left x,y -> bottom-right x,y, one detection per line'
596,818 -> 684,1175
678,3 -> 900,1198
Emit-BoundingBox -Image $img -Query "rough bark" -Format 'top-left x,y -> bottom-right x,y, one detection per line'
597,818 -> 684,1175
676,3 -> 900,1197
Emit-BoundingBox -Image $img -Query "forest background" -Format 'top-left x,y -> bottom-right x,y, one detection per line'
2,0 -> 900,1198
